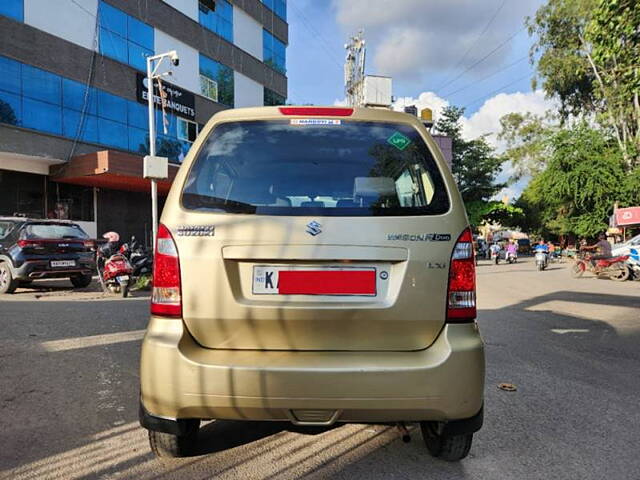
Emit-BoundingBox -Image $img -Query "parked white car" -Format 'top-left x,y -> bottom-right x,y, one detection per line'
612,234 -> 640,257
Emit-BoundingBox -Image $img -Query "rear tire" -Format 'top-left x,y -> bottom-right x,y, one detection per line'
420,422 -> 472,461
148,426 -> 199,458
70,274 -> 93,288
609,265 -> 630,282
121,283 -> 129,298
0,262 -> 18,294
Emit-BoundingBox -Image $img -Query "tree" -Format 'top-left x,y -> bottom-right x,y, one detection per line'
528,0 -> 640,166
434,106 -> 505,210
517,123 -> 626,238
465,201 -> 524,229
497,111 -> 557,181
585,0 -> 640,165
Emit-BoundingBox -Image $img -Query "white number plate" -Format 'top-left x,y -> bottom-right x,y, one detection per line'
50,260 -> 76,268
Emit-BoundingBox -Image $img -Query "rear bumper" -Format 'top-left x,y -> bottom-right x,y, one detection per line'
140,319 -> 485,424
13,259 -> 94,280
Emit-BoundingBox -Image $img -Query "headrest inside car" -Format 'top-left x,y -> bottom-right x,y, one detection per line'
354,177 -> 396,197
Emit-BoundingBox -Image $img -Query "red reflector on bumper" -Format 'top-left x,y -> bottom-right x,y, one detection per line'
278,270 -> 376,295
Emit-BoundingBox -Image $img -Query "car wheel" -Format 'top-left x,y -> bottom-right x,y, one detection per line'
70,274 -> 93,288
148,425 -> 199,458
0,262 -> 18,294
420,421 -> 473,461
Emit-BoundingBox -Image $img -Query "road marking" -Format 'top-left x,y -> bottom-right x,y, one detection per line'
551,329 -> 590,334
41,330 -> 145,352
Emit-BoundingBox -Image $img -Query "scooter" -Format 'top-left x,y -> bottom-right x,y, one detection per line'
571,252 -> 630,281
97,242 -> 133,297
491,249 -> 500,265
506,251 -> 517,264
120,236 -> 153,282
535,250 -> 548,271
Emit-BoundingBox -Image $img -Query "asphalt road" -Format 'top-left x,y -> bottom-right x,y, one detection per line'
1,257 -> 639,479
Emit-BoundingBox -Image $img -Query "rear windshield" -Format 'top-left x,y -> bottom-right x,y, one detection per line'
182,120 -> 450,216
22,223 -> 89,239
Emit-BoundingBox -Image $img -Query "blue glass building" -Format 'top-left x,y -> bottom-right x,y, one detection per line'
0,0 -> 288,242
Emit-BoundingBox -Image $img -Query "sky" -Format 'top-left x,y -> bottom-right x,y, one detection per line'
285,0 -> 555,199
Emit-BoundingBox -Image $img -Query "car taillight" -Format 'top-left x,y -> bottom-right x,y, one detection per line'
151,224 -> 182,318
446,227 -> 476,322
278,107 -> 354,116
17,240 -> 43,248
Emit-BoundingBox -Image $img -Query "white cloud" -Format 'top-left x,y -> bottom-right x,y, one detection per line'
392,91 -> 450,122
461,90 -> 555,149
393,89 -> 554,147
392,89 -> 556,199
332,0 -> 542,80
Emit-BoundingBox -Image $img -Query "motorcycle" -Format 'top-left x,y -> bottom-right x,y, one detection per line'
535,250 -> 548,271
571,252 -> 630,281
120,236 -> 153,286
96,239 -> 133,297
506,251 -> 517,264
491,249 -> 500,265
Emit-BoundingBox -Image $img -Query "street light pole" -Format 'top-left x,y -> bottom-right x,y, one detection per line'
146,50 -> 178,249
146,58 -> 158,249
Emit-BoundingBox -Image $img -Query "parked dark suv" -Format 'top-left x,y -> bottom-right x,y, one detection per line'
0,217 -> 96,294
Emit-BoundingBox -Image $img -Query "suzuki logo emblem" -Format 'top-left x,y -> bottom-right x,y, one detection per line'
306,221 -> 322,236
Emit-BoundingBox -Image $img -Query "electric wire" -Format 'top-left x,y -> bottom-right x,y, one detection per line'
434,0 -> 507,92
437,26 -> 526,94
441,55 -> 528,98
461,72 -> 531,109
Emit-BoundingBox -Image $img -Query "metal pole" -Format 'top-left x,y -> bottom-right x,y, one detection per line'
147,57 -> 158,248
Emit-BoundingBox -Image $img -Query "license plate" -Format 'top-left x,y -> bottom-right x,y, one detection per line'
253,266 -> 377,296
117,275 -> 130,282
50,260 -> 76,268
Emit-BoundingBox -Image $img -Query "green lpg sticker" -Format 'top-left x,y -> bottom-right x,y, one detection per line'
387,131 -> 412,151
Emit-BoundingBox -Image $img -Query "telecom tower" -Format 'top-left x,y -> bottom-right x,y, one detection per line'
344,31 -> 392,108
344,31 -> 366,107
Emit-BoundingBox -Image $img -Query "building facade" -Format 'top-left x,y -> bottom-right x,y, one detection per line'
0,0 -> 287,242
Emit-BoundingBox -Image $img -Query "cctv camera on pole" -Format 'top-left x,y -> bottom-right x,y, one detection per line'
146,51 -> 178,248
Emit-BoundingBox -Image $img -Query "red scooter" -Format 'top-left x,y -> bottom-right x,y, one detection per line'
97,232 -> 134,297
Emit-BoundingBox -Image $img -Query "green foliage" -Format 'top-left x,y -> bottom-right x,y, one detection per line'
518,123 -> 627,237
586,0 -> 640,165
529,0 -> 640,166
527,0 -> 598,118
466,201 -> 524,229
434,106 -> 505,206
498,112 -> 557,181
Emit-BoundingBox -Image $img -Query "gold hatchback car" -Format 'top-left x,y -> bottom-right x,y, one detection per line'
139,106 -> 484,461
